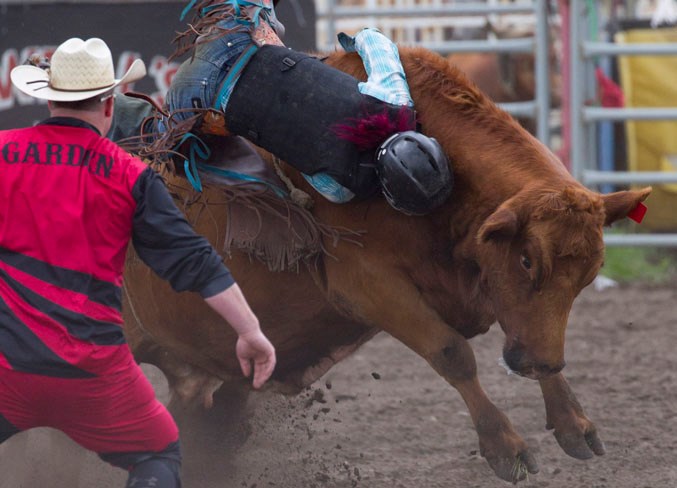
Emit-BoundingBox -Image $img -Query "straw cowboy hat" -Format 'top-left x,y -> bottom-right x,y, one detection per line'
11,37 -> 146,102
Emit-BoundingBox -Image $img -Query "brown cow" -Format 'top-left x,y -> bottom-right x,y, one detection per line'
122,46 -> 650,483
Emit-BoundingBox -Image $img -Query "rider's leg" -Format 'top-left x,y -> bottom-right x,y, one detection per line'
299,28 -> 415,203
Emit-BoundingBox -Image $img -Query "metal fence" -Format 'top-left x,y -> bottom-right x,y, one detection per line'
569,0 -> 677,246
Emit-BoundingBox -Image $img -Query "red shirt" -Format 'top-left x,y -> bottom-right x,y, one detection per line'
0,118 -> 148,377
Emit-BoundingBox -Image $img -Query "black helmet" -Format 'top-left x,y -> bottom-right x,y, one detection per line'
375,131 -> 453,215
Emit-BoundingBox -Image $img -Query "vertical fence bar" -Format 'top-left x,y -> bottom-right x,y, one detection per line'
584,0 -> 598,182
557,0 -> 572,170
570,0 -> 585,180
534,0 -> 550,143
327,0 -> 336,50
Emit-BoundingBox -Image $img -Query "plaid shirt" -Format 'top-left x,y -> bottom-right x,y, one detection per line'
338,28 -> 414,107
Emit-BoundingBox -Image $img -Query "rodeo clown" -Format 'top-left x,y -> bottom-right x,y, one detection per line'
163,0 -> 453,215
5,37 -> 276,488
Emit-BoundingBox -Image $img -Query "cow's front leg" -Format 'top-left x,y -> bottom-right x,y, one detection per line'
432,337 -> 539,483
331,276 -> 538,483
539,373 -> 606,459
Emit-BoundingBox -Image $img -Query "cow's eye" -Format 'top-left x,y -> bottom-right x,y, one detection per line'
520,254 -> 532,271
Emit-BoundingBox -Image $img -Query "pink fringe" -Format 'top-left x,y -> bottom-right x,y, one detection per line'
332,106 -> 416,151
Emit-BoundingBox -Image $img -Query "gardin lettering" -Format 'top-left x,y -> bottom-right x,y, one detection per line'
45,143 -> 63,165
22,143 -> 40,164
0,141 -> 114,177
1,141 -> 19,163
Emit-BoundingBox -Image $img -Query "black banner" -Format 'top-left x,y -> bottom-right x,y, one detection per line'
0,0 -> 316,130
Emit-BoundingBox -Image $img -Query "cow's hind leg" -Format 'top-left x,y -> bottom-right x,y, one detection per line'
539,373 -> 606,459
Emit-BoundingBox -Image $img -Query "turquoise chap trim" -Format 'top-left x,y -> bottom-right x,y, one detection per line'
176,132 -> 211,192
213,43 -> 258,110
174,133 -> 288,197
180,0 -> 198,20
181,0 -> 274,26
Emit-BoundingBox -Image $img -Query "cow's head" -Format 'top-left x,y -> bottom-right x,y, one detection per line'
475,184 -> 651,379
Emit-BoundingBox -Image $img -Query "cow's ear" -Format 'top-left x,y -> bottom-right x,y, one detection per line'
478,207 -> 519,243
602,187 -> 652,226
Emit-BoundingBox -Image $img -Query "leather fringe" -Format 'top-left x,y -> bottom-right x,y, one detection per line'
164,174 -> 365,273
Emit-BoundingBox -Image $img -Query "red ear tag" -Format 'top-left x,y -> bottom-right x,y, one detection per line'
627,202 -> 648,223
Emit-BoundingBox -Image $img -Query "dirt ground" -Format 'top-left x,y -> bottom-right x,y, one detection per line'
1,279 -> 676,488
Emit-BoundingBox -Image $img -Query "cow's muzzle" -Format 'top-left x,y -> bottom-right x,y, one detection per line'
502,345 -> 565,380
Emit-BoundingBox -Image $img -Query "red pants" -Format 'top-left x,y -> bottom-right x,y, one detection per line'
0,362 -> 178,455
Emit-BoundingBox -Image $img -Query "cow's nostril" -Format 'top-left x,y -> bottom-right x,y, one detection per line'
502,347 -> 525,372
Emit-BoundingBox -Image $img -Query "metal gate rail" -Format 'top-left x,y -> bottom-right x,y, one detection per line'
569,0 -> 677,246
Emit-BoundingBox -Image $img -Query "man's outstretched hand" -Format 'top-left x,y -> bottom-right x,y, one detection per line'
236,329 -> 276,389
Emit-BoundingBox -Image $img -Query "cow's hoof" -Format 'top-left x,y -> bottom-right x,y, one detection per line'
487,451 -> 539,484
554,428 -> 606,460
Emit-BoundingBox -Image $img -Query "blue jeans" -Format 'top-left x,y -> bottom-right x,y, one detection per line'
166,19 -> 254,122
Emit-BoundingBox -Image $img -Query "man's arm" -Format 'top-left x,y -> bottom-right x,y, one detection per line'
130,167 -> 276,388
204,284 -> 275,389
